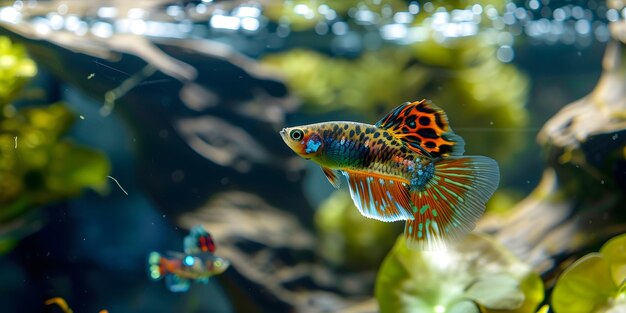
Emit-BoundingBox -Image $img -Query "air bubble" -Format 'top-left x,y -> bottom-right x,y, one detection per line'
497,45 -> 514,62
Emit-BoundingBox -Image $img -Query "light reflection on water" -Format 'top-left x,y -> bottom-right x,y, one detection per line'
0,0 -> 621,62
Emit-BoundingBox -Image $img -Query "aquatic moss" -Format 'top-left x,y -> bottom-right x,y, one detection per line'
375,233 -> 544,313
0,103 -> 110,245
0,36 -> 36,105
552,233 -> 626,313
263,0 -> 509,31
264,0 -> 409,31
263,48 -> 427,114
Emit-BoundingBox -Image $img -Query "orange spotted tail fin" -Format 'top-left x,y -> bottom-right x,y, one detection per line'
404,156 -> 499,250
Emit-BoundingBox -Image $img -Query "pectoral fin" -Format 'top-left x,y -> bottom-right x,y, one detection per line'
321,166 -> 341,188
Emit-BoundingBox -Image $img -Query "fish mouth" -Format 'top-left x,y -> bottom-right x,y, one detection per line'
279,128 -> 287,140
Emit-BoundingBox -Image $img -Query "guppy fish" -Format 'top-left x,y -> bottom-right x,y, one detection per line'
148,225 -> 230,292
280,100 -> 499,250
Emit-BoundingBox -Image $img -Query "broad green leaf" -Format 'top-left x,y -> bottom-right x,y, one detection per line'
536,305 -> 550,313
515,267 -> 548,313
552,254 -> 616,313
600,233 -> 626,288
376,233 -> 543,313
448,300 -> 480,313
464,274 -> 524,310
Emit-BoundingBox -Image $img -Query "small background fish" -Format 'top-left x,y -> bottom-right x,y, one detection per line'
281,100 -> 500,250
148,225 -> 230,292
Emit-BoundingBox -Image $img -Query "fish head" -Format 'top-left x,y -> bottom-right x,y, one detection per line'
205,256 -> 230,275
280,125 -> 324,159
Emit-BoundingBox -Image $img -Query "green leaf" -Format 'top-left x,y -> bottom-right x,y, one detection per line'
376,233 -> 543,313
600,233 -> 626,288
448,301 -> 480,313
464,274 -> 525,310
536,305 -> 550,313
552,254 -> 616,313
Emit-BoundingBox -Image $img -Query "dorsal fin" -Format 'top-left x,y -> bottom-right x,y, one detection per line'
184,225 -> 216,254
375,100 -> 465,158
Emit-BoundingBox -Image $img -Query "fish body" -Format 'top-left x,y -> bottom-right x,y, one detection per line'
287,121 -> 434,185
148,225 -> 230,292
280,100 -> 499,250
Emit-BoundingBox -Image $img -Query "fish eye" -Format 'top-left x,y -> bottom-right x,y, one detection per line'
290,129 -> 304,141
183,255 -> 195,266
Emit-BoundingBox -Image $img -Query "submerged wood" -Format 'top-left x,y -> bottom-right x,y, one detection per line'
478,38 -> 626,275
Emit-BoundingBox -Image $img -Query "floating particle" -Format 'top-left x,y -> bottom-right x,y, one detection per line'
79,115 -> 85,120
88,73 -> 95,79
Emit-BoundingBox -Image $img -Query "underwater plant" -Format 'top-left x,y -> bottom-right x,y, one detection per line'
551,233 -> 626,313
264,0 -> 410,31
0,37 -> 36,103
0,37 -> 109,253
376,233 -> 544,313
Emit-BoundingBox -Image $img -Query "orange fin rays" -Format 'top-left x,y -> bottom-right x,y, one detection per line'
321,166 -> 341,188
343,170 -> 415,222
375,100 -> 465,158
404,156 -> 499,250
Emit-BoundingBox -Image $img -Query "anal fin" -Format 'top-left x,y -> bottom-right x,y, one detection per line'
165,274 -> 191,292
343,170 -> 414,222
404,156 -> 499,250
